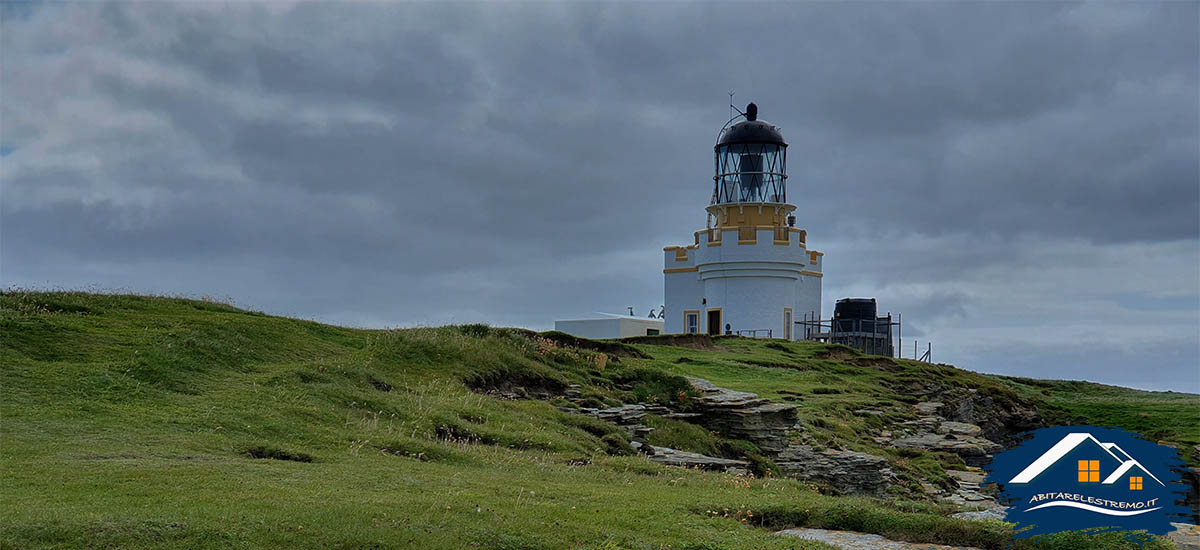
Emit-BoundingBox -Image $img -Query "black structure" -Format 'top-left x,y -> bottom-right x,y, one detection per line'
713,103 -> 787,205
798,298 -> 899,358
835,298 -> 877,323
831,298 -> 894,357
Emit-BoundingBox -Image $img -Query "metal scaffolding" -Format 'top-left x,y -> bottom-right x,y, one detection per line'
797,311 -> 899,358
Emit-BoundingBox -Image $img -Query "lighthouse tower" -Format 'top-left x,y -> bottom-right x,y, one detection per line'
663,103 -> 822,339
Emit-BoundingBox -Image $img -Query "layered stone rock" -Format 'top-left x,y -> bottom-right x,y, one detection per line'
887,409 -> 1004,467
891,432 -> 1001,467
560,377 -> 905,496
685,377 -> 797,455
942,469 -> 999,508
634,442 -> 749,472
774,444 -> 896,496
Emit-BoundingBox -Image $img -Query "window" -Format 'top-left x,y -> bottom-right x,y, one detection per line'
685,312 -> 699,334
784,308 -> 793,340
646,329 -> 660,336
1130,476 -> 1143,490
1078,460 -> 1100,483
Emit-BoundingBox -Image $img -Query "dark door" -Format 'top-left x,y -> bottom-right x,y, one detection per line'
707,310 -> 720,336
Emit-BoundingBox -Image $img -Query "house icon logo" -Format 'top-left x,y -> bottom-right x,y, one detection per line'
1009,432 -> 1165,515
986,426 -> 1190,539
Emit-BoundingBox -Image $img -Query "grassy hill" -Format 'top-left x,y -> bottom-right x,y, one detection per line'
1,291 -> 1196,549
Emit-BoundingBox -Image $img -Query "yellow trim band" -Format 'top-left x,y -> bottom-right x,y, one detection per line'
800,270 -> 823,278
664,267 -> 699,274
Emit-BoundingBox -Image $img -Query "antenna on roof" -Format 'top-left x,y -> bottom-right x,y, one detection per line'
716,93 -> 748,145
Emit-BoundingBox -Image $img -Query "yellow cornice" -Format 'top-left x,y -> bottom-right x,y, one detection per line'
664,267 -> 699,274
800,270 -> 823,278
698,225 -> 808,233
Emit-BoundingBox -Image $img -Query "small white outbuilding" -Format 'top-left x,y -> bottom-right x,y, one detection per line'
554,315 -> 664,339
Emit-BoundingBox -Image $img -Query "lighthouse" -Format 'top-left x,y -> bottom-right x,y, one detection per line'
663,103 -> 822,339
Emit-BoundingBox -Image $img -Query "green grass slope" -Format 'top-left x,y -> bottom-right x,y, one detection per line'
1,291 -> 1194,550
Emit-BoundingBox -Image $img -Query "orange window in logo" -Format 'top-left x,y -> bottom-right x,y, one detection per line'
1077,460 -> 1100,482
1130,476 -> 1143,490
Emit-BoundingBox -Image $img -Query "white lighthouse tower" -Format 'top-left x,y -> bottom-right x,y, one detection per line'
663,103 -> 822,339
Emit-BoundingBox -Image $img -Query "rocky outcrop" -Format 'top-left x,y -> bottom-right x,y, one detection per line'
924,389 -> 1043,447
560,377 -> 904,496
580,403 -> 657,439
566,378 -> 895,495
885,413 -> 1002,467
685,377 -> 797,455
775,444 -> 896,496
631,442 -> 749,472
879,403 -> 1005,467
942,469 -> 1000,508
891,432 -> 1001,468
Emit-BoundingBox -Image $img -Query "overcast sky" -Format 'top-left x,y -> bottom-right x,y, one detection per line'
2,2 -> 1197,392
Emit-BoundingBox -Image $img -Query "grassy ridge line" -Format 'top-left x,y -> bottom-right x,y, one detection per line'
0,291 -> 1188,549
999,376 -> 1200,452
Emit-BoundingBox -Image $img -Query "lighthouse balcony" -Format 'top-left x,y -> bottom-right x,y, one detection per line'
665,229 -> 822,276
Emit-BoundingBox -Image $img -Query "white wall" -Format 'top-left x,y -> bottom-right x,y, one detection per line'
663,224 -> 822,339
554,317 -> 665,339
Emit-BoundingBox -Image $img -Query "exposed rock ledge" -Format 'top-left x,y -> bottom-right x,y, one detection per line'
631,441 -> 749,472
566,377 -> 896,495
775,444 -> 896,496
882,404 -> 1004,467
685,377 -> 798,455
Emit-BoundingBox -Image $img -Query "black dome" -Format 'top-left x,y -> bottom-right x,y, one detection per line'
716,119 -> 786,148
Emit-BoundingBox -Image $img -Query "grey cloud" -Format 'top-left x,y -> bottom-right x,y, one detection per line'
2,2 -> 1197,392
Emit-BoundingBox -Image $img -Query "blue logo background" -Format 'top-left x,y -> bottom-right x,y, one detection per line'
985,425 -> 1190,538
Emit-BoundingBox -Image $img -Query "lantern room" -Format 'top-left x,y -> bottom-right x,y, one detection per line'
712,103 -> 788,206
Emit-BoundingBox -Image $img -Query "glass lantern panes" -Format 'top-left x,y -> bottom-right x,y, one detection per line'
713,142 -> 786,205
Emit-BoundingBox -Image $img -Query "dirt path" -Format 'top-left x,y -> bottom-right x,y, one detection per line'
776,528 -> 982,550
